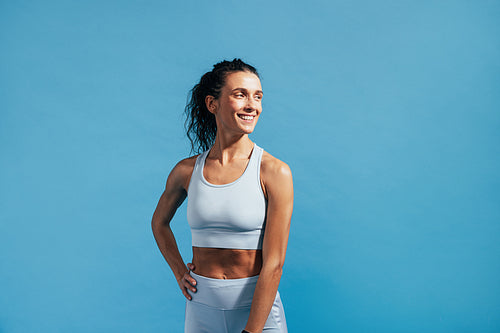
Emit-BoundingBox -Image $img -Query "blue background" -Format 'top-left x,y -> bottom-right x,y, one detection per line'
1,1 -> 499,332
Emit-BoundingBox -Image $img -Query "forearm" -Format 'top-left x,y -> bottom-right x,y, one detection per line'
244,265 -> 283,333
152,222 -> 188,281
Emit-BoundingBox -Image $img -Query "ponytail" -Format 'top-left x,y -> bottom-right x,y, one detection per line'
184,59 -> 259,153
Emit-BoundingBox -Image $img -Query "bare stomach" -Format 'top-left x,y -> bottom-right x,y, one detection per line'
191,247 -> 263,279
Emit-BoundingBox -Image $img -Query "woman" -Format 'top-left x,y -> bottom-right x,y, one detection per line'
151,59 -> 293,333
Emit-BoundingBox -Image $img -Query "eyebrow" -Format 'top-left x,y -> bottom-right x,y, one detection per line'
232,88 -> 264,95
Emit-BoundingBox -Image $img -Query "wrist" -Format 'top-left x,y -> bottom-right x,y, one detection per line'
175,268 -> 188,282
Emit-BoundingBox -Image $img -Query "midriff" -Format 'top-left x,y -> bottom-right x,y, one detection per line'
192,247 -> 263,279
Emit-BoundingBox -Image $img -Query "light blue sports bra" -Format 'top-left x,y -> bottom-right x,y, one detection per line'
187,143 -> 267,250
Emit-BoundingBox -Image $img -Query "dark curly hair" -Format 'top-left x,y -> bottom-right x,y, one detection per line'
184,58 -> 259,154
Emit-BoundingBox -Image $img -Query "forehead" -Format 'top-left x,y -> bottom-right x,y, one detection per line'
224,71 -> 262,91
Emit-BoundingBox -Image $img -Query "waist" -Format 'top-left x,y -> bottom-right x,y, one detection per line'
192,247 -> 262,279
187,271 -> 260,309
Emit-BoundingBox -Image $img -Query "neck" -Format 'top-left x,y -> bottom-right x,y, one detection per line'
210,133 -> 254,163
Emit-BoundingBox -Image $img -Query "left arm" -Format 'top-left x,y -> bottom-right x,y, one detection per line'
244,158 -> 294,333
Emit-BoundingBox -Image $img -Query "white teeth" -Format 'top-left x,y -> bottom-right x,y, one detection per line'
240,115 -> 254,120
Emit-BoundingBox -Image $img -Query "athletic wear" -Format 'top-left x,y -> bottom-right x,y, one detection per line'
187,143 -> 267,250
184,143 -> 287,332
185,271 -> 288,333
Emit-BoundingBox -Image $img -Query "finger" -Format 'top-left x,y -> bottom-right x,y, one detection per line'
187,274 -> 197,287
184,270 -> 197,287
184,278 -> 197,292
181,287 -> 192,301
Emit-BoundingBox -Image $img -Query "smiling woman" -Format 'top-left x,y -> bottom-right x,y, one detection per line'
205,71 -> 263,135
151,59 -> 293,333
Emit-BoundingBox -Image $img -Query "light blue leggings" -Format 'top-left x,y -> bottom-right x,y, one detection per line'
185,271 -> 287,333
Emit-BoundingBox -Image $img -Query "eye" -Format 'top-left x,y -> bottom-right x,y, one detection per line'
235,93 -> 245,98
255,94 -> 263,101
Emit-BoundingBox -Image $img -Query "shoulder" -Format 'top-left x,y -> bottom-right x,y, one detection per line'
260,150 -> 293,197
173,154 -> 199,174
261,150 -> 292,179
166,154 -> 199,191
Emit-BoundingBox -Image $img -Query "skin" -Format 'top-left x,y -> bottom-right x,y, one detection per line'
151,71 -> 293,333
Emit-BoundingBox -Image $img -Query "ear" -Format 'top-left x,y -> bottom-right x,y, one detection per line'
205,95 -> 217,115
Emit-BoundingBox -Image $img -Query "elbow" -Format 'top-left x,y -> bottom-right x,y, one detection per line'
151,219 -> 159,236
151,215 -> 167,233
262,259 -> 285,279
273,264 -> 283,279
151,216 -> 158,230
273,259 -> 285,272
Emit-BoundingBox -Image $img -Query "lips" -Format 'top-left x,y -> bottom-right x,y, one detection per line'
237,114 -> 255,122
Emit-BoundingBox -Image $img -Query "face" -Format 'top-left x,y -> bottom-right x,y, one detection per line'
206,71 -> 263,135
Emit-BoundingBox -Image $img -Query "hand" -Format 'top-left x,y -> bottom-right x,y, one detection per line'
177,263 -> 197,300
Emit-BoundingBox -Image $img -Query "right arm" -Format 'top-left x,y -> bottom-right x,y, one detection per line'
151,158 -> 197,300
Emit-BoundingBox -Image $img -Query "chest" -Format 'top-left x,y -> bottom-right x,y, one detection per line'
203,158 -> 251,186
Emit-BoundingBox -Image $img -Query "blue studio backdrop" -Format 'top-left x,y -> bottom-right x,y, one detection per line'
1,1 -> 499,332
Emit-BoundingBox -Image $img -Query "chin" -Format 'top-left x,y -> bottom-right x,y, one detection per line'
241,125 -> 256,134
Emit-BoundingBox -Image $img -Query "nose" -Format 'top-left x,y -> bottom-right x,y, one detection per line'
245,96 -> 259,111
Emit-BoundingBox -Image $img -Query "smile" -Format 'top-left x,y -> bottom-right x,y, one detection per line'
238,114 -> 255,121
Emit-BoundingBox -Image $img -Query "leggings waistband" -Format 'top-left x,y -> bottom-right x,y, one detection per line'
187,271 -> 260,310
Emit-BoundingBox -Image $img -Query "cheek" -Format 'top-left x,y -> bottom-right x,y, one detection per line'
229,100 -> 244,110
